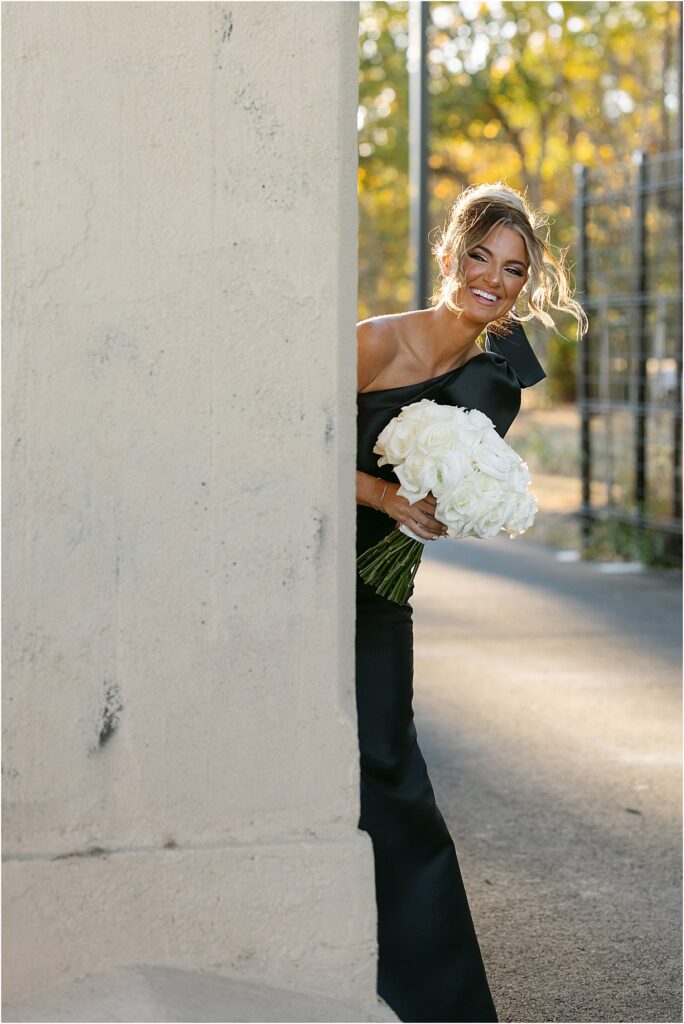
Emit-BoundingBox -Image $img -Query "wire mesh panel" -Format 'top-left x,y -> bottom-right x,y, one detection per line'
574,149 -> 682,565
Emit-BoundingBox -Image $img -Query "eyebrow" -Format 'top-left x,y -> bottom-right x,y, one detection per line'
473,244 -> 529,269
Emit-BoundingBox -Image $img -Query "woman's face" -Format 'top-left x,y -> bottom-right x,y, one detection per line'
453,224 -> 529,323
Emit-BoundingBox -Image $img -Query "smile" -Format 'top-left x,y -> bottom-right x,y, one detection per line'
471,288 -> 499,305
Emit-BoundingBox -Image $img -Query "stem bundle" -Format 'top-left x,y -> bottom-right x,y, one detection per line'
357,527 -> 425,604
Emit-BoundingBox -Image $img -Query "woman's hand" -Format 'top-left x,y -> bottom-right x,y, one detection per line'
382,483 -> 448,541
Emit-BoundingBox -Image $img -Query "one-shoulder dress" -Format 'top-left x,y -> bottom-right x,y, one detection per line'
355,321 -> 546,1023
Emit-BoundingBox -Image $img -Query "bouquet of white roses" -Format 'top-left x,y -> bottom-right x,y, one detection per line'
357,398 -> 538,604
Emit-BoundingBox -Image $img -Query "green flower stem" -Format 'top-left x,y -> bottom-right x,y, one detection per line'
357,526 -> 427,604
389,539 -> 422,578
361,535 -> 414,583
357,535 -> 402,580
357,534 -> 400,570
387,543 -> 423,603
357,530 -> 409,577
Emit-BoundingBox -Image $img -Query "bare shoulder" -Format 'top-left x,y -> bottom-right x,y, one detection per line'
356,316 -> 399,393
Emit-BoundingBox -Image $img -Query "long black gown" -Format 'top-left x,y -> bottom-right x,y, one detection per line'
355,321 -> 546,1024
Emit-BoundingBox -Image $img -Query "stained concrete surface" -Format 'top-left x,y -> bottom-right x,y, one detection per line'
412,534 -> 682,1023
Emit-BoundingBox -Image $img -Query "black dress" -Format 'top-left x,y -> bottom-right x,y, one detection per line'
355,322 -> 546,1024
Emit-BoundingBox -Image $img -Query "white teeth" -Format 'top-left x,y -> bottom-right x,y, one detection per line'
472,288 -> 497,302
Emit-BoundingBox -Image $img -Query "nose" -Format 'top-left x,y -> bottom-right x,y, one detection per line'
484,265 -> 501,285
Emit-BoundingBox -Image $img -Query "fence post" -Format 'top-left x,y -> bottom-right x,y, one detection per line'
632,149 -> 648,532
408,0 -> 430,309
573,161 -> 591,545
672,149 -> 683,535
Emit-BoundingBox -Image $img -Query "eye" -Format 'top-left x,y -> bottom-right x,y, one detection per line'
468,251 -> 525,276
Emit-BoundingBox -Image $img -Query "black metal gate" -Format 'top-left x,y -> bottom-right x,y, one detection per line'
573,148 -> 683,566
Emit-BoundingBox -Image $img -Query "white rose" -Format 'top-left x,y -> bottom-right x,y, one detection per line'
439,515 -> 472,539
395,454 -> 439,504
464,472 -> 510,539
399,398 -> 452,423
455,407 -> 496,449
475,511 -> 508,539
471,439 -> 515,482
445,471 -> 504,539
433,450 -> 471,495
509,460 -> 532,492
435,470 -> 482,531
473,492 -> 512,538
373,417 -> 422,466
486,430 -> 512,453
414,420 -> 458,457
505,491 -> 538,536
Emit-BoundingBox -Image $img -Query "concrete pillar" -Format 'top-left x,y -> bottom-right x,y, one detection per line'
3,1 -> 379,1010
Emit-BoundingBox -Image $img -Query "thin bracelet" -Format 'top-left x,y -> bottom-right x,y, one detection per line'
372,477 -> 384,511
379,481 -> 390,512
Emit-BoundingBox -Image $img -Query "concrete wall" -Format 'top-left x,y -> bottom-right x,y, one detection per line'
3,1 -> 375,1006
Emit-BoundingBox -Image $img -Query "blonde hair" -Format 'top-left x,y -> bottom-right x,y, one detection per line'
430,182 -> 588,340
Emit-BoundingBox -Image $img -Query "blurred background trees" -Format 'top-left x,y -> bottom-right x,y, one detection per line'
358,1 -> 681,403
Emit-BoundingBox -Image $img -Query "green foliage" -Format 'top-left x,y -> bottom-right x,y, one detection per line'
358,0 -> 680,401
358,2 -> 412,315
582,514 -> 680,568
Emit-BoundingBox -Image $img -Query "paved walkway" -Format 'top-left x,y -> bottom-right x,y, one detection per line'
412,535 -> 682,1023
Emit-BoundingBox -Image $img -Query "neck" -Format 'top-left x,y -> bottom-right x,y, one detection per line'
428,301 -> 487,355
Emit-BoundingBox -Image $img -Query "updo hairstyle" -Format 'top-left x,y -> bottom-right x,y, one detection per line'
430,182 -> 588,340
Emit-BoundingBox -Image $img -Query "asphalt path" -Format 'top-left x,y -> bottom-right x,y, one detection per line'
410,536 -> 682,1024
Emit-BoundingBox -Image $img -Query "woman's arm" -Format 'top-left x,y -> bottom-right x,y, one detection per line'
357,470 -> 388,510
356,320 -> 445,540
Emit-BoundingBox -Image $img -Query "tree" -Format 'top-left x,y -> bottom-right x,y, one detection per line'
358,1 -> 680,399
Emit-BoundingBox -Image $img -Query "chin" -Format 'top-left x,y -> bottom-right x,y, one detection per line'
468,301 -> 498,323
467,295 -> 512,323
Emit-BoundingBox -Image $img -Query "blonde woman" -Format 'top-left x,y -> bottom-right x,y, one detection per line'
355,182 -> 587,1023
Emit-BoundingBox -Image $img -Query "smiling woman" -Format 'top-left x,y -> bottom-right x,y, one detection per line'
431,181 -> 588,339
355,181 -> 587,1023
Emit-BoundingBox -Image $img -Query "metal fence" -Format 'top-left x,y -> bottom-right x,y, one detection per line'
573,149 -> 683,565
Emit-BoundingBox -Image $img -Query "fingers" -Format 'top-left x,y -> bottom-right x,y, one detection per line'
417,494 -> 437,511
416,508 -> 444,532
406,520 -> 440,541
399,492 -> 446,540
408,509 -> 448,539
408,521 -> 447,541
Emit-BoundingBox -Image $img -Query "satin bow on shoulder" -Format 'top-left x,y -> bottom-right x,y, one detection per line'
485,319 -> 547,388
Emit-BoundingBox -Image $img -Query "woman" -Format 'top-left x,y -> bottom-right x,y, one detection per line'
355,182 -> 588,1023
